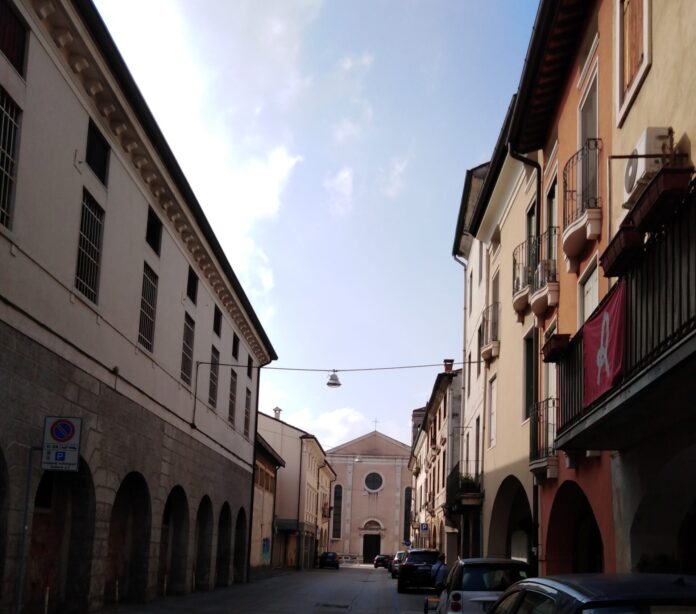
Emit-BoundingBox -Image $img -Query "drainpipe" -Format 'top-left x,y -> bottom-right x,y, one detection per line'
508,143 -> 541,575
453,253 -> 468,558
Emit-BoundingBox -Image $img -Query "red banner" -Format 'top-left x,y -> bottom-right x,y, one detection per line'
583,280 -> 626,407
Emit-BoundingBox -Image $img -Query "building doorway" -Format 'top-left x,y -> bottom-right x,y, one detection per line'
363,534 -> 380,563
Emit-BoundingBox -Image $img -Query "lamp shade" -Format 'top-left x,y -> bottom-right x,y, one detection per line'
326,371 -> 341,388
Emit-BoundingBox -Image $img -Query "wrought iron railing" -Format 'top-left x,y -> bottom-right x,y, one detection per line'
557,182 -> 696,433
532,227 -> 558,293
482,302 -> 500,346
563,138 -> 602,227
530,398 -> 558,462
446,462 -> 481,510
512,237 -> 538,295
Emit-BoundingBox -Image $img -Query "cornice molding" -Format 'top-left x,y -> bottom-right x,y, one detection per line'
31,0 -> 270,364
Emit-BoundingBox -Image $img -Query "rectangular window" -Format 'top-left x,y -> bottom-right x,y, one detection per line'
580,263 -> 599,324
180,313 -> 195,385
228,369 -> 237,427
137,262 -> 158,352
478,241 -> 483,283
0,86 -> 20,229
244,388 -> 251,438
186,266 -> 198,304
524,333 -> 534,420
468,271 -> 473,313
247,355 -> 253,379
621,0 -> 643,95
232,332 -> 240,359
488,377 -> 497,447
145,207 -> 162,255
208,346 -> 219,408
477,325 -> 483,376
467,352 -> 471,396
85,120 -> 109,185
75,190 -> 104,303
213,305 -> 222,336
0,0 -> 26,75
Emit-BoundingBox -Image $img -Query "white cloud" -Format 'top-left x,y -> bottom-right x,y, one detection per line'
382,156 -> 410,199
332,117 -> 361,144
341,53 -> 374,71
324,167 -> 354,216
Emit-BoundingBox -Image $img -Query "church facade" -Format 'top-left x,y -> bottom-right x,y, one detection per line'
327,432 -> 412,563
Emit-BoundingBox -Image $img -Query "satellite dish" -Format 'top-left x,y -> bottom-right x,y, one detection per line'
625,148 -> 639,193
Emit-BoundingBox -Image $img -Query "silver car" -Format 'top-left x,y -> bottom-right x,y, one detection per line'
435,558 -> 530,613
390,550 -> 406,578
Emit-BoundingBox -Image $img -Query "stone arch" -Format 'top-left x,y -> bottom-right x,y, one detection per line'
158,485 -> 189,595
362,518 -> 383,530
215,502 -> 232,587
194,495 -> 214,590
546,480 -> 603,573
630,442 -> 696,572
26,456 -> 95,612
105,471 -> 151,603
0,446 -> 8,599
233,507 -> 247,583
488,475 -> 533,561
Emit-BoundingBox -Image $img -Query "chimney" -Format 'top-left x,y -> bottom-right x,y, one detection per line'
443,359 -> 454,373
273,407 -> 282,420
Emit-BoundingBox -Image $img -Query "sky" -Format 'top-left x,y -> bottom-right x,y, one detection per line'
93,0 -> 538,450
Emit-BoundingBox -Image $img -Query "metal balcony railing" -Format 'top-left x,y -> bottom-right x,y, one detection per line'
563,138 -> 602,227
530,398 -> 558,462
482,303 -> 500,346
512,237 -> 537,294
532,227 -> 558,293
557,182 -> 696,432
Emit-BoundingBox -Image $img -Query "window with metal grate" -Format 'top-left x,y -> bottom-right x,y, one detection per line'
137,262 -> 158,352
75,190 -> 104,303
0,86 -> 20,229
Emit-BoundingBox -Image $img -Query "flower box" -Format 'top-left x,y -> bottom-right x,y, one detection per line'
599,222 -> 644,277
631,166 -> 693,232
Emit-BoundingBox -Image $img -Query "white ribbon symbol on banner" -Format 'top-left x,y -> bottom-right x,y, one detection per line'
596,311 -> 611,385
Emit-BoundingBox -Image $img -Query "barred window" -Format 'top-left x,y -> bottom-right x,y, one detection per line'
137,262 -> 158,352
0,86 -> 20,229
0,0 -> 27,75
228,369 -> 237,427
213,305 -> 222,336
232,332 -> 239,359
75,190 -> 104,303
145,207 -> 162,255
85,120 -> 109,185
247,355 -> 253,378
208,346 -> 219,408
244,388 -> 251,438
180,313 -> 195,385
186,265 -> 198,304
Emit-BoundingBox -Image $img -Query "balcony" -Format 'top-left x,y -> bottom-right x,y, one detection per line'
556,184 -> 696,451
445,463 -> 483,514
529,399 -> 559,479
322,503 -> 332,518
530,227 -> 559,322
480,303 -> 500,362
512,237 -> 535,315
562,139 -> 602,273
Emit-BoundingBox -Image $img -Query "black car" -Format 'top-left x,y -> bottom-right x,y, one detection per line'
486,574 -> 696,613
318,551 -> 339,569
397,549 -> 440,593
374,554 -> 392,568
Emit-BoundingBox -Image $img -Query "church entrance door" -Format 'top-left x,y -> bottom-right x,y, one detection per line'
363,534 -> 381,563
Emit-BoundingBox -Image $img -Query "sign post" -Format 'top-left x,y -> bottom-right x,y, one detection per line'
42,417 -> 82,472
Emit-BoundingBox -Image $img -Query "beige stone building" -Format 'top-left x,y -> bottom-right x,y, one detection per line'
327,432 -> 411,563
257,409 -> 336,569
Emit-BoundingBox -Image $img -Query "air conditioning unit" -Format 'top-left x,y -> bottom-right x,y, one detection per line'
623,127 -> 672,208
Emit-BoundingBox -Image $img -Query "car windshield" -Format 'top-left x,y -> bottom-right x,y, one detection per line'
406,552 -> 439,564
323,553 -> 336,559
454,564 -> 529,591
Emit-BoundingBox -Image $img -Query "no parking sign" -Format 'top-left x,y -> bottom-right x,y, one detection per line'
42,417 -> 82,471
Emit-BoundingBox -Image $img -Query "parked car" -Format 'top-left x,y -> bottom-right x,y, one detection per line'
374,554 -> 392,568
318,551 -> 340,569
397,549 -> 440,593
391,550 -> 406,578
485,574 -> 696,613
434,558 -> 531,613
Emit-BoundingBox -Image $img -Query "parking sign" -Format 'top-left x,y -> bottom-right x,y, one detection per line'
42,417 -> 82,471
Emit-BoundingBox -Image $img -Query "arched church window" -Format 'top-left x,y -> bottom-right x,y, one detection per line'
332,485 -> 342,539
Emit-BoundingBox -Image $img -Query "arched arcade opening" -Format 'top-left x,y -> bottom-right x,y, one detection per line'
488,475 -> 533,562
158,486 -> 189,595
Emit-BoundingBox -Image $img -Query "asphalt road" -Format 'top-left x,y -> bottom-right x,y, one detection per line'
104,565 -> 434,613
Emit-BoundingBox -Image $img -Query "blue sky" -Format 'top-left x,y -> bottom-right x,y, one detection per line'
93,0 -> 538,449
